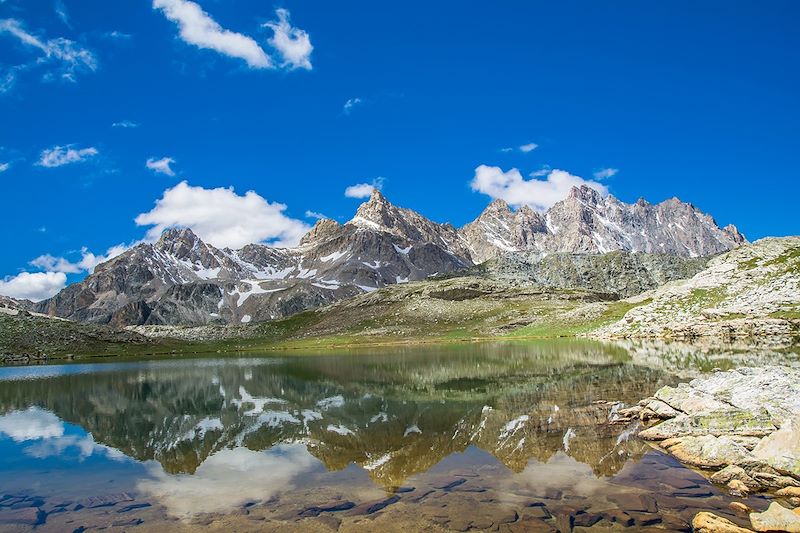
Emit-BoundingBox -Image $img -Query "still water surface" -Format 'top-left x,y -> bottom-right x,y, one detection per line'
0,340 -> 775,531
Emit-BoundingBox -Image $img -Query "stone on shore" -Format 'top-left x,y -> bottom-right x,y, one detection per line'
749,502 -> 800,532
660,435 -> 752,468
752,417 -> 800,479
635,367 -> 800,498
691,511 -> 754,533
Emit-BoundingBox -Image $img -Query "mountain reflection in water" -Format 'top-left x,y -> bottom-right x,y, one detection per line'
0,340 -> 772,530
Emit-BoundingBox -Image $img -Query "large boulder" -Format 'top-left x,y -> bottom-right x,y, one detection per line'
749,502 -> 800,532
752,417 -> 800,479
691,512 -> 754,533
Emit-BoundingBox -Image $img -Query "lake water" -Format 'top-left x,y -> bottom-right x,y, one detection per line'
0,340 -> 777,532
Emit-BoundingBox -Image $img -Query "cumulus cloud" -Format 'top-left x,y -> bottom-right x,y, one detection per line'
137,444 -> 318,518
153,0 -> 272,69
0,407 -> 64,441
593,167 -> 618,179
0,18 -> 97,86
0,162 -> 9,172
519,142 -> 538,153
135,181 -> 310,248
343,97 -> 362,114
36,145 -> 98,167
112,120 -> 139,128
470,165 -> 608,211
0,271 -> 66,301
30,244 -> 128,274
146,156 -> 176,176
344,177 -> 384,199
264,8 -> 312,70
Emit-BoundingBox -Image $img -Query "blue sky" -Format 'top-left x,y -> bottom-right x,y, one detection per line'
1,0 -> 798,300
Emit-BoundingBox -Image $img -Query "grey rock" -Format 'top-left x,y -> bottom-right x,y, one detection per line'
460,185 -> 745,263
749,502 -> 800,532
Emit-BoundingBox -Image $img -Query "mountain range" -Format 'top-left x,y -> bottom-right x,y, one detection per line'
34,186 -> 746,326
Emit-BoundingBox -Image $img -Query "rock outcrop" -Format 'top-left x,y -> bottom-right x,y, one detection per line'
631,367 -> 800,493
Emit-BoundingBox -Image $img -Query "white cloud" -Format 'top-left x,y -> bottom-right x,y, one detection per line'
153,0 -> 272,69
593,167 -> 618,179
135,181 -> 311,248
264,9 -> 312,70
36,145 -> 98,167
137,444 -> 318,518
0,271 -> 67,301
30,244 -> 128,274
146,156 -> 176,176
0,162 -> 9,172
305,210 -> 327,220
0,407 -> 64,442
500,147 -> 513,153
470,165 -> 608,212
54,0 -> 70,27
344,177 -> 384,199
0,18 -> 97,84
112,120 -> 139,128
343,97 -> 362,114
519,142 -> 538,153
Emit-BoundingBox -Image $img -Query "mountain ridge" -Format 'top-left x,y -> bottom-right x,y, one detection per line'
34,187 -> 746,326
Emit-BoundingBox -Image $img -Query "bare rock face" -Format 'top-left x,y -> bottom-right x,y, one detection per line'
461,185 -> 746,263
464,249 -> 708,298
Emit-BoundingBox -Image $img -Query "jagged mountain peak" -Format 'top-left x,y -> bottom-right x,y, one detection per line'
484,198 -> 512,214
155,227 -> 206,255
566,184 -> 604,203
462,189 -> 746,262
299,218 -> 342,246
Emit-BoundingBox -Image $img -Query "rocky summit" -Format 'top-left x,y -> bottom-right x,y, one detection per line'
35,187 -> 745,327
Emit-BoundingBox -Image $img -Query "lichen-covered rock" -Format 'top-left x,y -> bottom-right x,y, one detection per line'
635,367 -> 800,497
638,410 -> 776,440
749,502 -> 800,532
660,435 -> 753,468
692,511 -> 754,533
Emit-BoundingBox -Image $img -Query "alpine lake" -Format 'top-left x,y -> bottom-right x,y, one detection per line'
0,339 -> 794,532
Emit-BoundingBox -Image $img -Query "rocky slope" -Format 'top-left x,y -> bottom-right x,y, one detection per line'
459,249 -> 709,298
461,185 -> 745,263
594,237 -> 800,340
